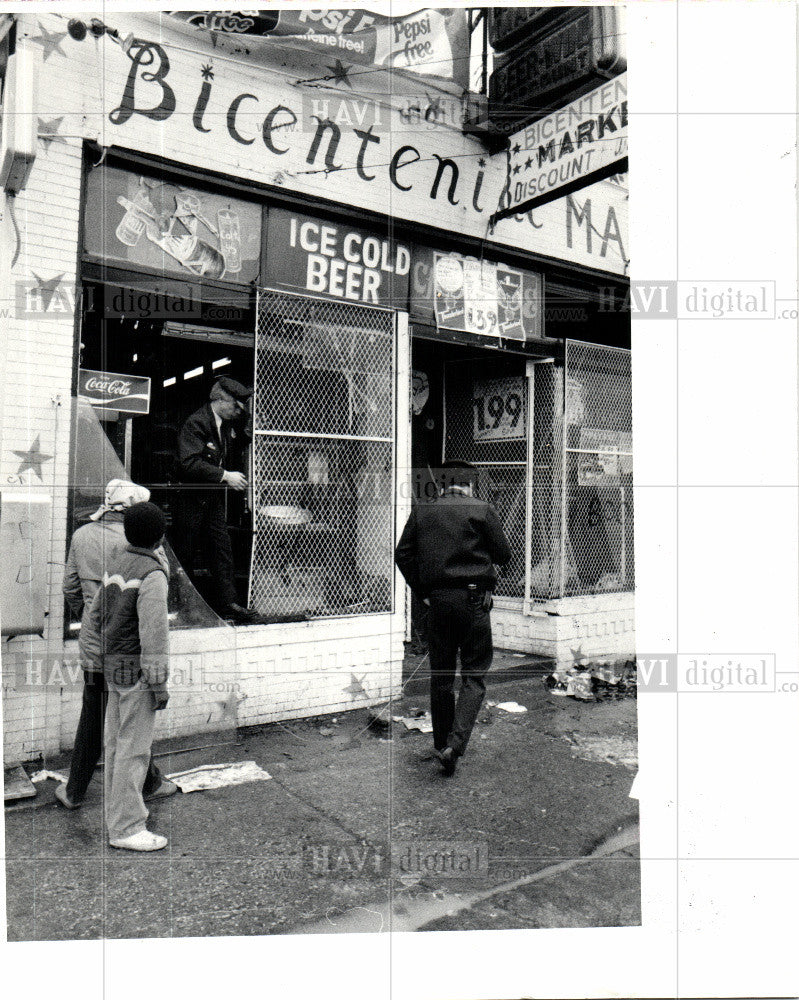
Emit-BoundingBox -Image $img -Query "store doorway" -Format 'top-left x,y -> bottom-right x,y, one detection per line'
75,282 -> 256,610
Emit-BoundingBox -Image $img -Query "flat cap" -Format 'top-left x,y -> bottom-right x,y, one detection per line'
213,376 -> 252,401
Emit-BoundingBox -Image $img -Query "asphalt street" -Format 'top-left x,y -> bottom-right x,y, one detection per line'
5,669 -> 640,939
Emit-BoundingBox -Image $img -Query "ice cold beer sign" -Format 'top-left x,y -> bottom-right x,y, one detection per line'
267,209 -> 410,305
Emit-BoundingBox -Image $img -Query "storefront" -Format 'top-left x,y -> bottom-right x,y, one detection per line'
0,11 -> 632,763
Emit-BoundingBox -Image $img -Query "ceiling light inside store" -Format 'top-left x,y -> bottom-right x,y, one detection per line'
184,367 -> 204,380
163,377 -> 176,388
212,357 -> 231,370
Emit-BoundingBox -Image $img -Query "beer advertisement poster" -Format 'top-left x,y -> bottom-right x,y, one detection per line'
83,165 -> 262,284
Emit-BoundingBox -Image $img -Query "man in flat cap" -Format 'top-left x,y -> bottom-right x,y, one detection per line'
395,460 -> 512,777
174,377 -> 259,623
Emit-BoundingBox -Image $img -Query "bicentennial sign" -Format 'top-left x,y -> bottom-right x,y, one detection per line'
495,73 -> 628,220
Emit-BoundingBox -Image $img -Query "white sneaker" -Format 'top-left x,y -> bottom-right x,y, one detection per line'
109,829 -> 168,852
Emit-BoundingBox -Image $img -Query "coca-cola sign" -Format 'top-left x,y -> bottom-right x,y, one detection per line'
78,369 -> 151,414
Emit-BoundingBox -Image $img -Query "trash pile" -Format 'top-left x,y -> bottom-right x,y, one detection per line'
544,660 -> 637,702
366,704 -> 434,735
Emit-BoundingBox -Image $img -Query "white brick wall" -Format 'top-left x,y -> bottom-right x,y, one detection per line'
493,593 -> 636,664
0,12 -> 411,765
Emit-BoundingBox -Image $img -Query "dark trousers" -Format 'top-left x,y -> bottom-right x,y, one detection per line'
173,489 -> 237,609
427,588 -> 493,757
65,670 -> 163,804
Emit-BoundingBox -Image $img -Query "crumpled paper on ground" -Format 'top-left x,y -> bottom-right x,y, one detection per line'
490,701 -> 528,714
30,770 -> 68,784
393,712 -> 433,734
166,760 -> 272,794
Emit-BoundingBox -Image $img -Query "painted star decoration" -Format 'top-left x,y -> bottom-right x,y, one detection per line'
201,63 -> 215,81
13,435 -> 54,480
325,59 -> 352,88
342,674 -> 369,698
31,272 -> 66,311
38,117 -> 66,149
570,645 -> 587,667
30,23 -> 68,61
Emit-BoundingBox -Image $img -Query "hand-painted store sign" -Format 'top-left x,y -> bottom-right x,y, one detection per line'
496,74 -> 628,219
84,166 -> 261,284
78,369 -> 152,414
267,209 -> 410,305
70,17 -> 627,275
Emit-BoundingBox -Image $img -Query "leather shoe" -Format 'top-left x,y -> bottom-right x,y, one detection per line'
223,603 -> 260,624
55,783 -> 81,809
439,747 -> 457,776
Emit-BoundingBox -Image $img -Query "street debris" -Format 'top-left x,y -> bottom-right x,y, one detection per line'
4,765 -> 38,802
318,727 -> 335,737
393,712 -> 433,733
166,760 -> 272,794
545,660 -> 637,702
562,734 -> 638,771
30,770 -> 69,784
489,701 -> 527,714
366,704 -> 392,731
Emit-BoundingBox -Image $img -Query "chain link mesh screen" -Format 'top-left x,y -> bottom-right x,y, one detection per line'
250,290 -> 396,618
562,340 -> 633,597
443,357 -> 529,599
443,344 -> 633,604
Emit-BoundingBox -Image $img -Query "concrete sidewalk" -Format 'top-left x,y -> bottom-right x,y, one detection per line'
5,668 -> 640,939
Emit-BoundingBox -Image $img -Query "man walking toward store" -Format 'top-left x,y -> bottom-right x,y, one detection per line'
174,377 -> 260,624
56,480 -> 177,810
395,460 -> 512,776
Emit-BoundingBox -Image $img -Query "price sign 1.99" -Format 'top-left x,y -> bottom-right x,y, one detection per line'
472,377 -> 526,442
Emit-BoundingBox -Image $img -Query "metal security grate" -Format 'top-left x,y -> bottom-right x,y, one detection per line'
249,290 -> 396,618
442,344 -> 633,605
443,357 -> 529,599
562,340 -> 633,597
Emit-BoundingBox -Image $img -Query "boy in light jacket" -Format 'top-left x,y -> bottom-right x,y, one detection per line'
89,501 -> 172,851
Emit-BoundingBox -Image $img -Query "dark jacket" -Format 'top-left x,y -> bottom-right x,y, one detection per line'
176,402 -> 250,485
87,545 -> 170,690
395,490 -> 512,598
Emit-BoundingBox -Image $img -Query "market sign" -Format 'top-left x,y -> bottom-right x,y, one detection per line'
78,369 -> 152,415
493,73 -> 628,221
473,377 -> 525,442
266,209 -> 410,306
412,247 -> 543,342
84,166 -> 262,284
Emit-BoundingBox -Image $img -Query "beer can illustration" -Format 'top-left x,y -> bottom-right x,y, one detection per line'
187,240 -> 226,280
115,183 -> 152,247
217,208 -> 242,274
